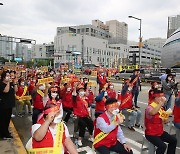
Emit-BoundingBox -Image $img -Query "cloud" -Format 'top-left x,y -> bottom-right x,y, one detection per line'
0,0 -> 180,43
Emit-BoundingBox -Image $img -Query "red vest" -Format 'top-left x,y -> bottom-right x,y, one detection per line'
62,91 -> 73,108
107,89 -> 116,98
94,112 -> 118,148
87,90 -> 94,106
73,96 -> 89,117
145,104 -> 163,136
120,91 -> 132,109
95,98 -> 106,112
32,119 -> 65,148
117,92 -> 121,101
16,86 -> 24,97
173,103 -> 180,123
33,93 -> 44,110
28,81 -> 35,93
97,74 -> 107,88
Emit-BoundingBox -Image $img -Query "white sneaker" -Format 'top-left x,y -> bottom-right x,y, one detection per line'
88,137 -> 94,142
11,114 -> 15,118
77,140 -> 82,146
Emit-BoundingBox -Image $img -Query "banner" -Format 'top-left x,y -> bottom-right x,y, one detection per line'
3,62 -> 17,71
40,66 -> 48,72
38,77 -> 53,84
16,65 -> 26,72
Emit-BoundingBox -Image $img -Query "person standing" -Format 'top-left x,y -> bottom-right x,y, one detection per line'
130,69 -> 140,108
97,69 -> 108,92
0,71 -> 18,139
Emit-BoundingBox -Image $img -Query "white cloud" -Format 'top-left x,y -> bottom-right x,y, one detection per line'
0,0 -> 180,43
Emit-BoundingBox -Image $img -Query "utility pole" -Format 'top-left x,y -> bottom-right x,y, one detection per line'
81,35 -> 84,66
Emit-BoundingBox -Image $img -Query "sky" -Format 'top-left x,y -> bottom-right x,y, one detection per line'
0,0 -> 180,44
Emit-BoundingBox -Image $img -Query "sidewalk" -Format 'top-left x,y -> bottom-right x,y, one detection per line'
0,121 -> 27,154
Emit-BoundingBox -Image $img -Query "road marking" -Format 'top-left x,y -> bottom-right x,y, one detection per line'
10,121 -> 27,154
77,146 -> 92,152
138,101 -> 147,105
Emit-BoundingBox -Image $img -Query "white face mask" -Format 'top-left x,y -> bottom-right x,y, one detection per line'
84,81 -> 88,83
53,112 -> 62,123
51,93 -> 58,98
33,80 -> 36,83
104,91 -> 108,96
154,85 -> 159,89
21,82 -> 25,86
128,87 -> 132,91
39,84 -> 45,90
5,76 -> 10,81
101,73 -> 104,76
110,85 -> 114,89
67,88 -> 71,92
168,77 -> 172,81
79,91 -> 85,97
112,108 -> 119,115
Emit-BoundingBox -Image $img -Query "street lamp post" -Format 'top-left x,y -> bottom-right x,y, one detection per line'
128,16 -> 142,67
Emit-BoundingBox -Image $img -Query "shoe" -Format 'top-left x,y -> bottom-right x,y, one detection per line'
3,134 -> 13,140
28,112 -> 32,115
135,106 -> 140,108
88,137 -> 94,142
128,126 -> 135,131
11,114 -> 15,118
135,124 -> 143,128
77,140 -> 82,146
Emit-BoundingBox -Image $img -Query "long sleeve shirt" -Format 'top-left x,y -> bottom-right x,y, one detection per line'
96,111 -> 126,144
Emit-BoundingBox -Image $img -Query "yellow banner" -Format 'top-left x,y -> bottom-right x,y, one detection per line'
150,102 -> 170,121
91,71 -> 97,76
40,66 -> 48,72
38,77 -> 53,84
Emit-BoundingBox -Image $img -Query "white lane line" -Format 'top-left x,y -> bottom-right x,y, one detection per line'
77,146 -> 92,152
138,101 -> 147,105
120,123 -> 144,135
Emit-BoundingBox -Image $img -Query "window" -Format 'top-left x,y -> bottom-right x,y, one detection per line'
86,28 -> 89,32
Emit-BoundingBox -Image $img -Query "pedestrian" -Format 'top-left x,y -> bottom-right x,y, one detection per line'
145,89 -> 177,154
130,69 -> 141,108
162,73 -> 175,110
73,84 -> 94,146
94,98 -> 133,154
0,70 -> 18,139
159,68 -> 171,82
97,69 -> 108,92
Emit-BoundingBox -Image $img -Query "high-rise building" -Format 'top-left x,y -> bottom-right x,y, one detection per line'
144,38 -> 166,48
92,19 -> 128,44
167,15 -> 180,38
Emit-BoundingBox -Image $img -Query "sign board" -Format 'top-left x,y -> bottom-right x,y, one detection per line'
16,65 -> 26,72
40,66 -> 48,72
119,65 -> 138,72
38,77 -> 53,84
15,57 -> 22,62
3,62 -> 17,71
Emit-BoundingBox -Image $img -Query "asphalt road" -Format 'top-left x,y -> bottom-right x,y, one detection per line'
12,77 -> 180,154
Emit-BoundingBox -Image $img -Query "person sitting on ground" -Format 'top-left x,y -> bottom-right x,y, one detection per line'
27,103 -> 78,154
145,89 -> 177,154
120,79 -> 142,131
93,98 -> 133,154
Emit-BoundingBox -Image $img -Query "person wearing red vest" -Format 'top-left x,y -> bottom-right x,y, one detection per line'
120,80 -> 142,131
145,89 -> 177,154
173,91 -> 180,129
16,79 -> 32,117
62,84 -> 74,123
97,69 -> 107,92
94,98 -> 133,154
32,83 -> 49,124
148,82 -> 159,104
29,103 -> 78,154
95,84 -> 108,118
107,83 -> 116,99
86,86 -> 95,106
73,84 -> 94,146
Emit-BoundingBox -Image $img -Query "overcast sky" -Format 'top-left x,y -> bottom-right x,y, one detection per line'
0,0 -> 179,44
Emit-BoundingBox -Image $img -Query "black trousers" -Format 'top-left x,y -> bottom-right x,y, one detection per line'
145,131 -> 177,154
78,117 -> 93,138
63,107 -> 73,123
32,108 -> 43,124
96,141 -> 133,154
0,107 -> 12,137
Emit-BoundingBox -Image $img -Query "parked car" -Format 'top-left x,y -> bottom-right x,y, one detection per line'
143,73 -> 162,82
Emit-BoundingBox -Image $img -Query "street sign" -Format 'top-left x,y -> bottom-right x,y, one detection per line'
15,57 -> 22,62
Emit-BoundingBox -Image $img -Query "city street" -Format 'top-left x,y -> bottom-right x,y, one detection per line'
12,76 -> 180,154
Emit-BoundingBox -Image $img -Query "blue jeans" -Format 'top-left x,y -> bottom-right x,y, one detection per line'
132,89 -> 139,106
122,109 -> 142,127
174,122 -> 180,129
164,94 -> 172,110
